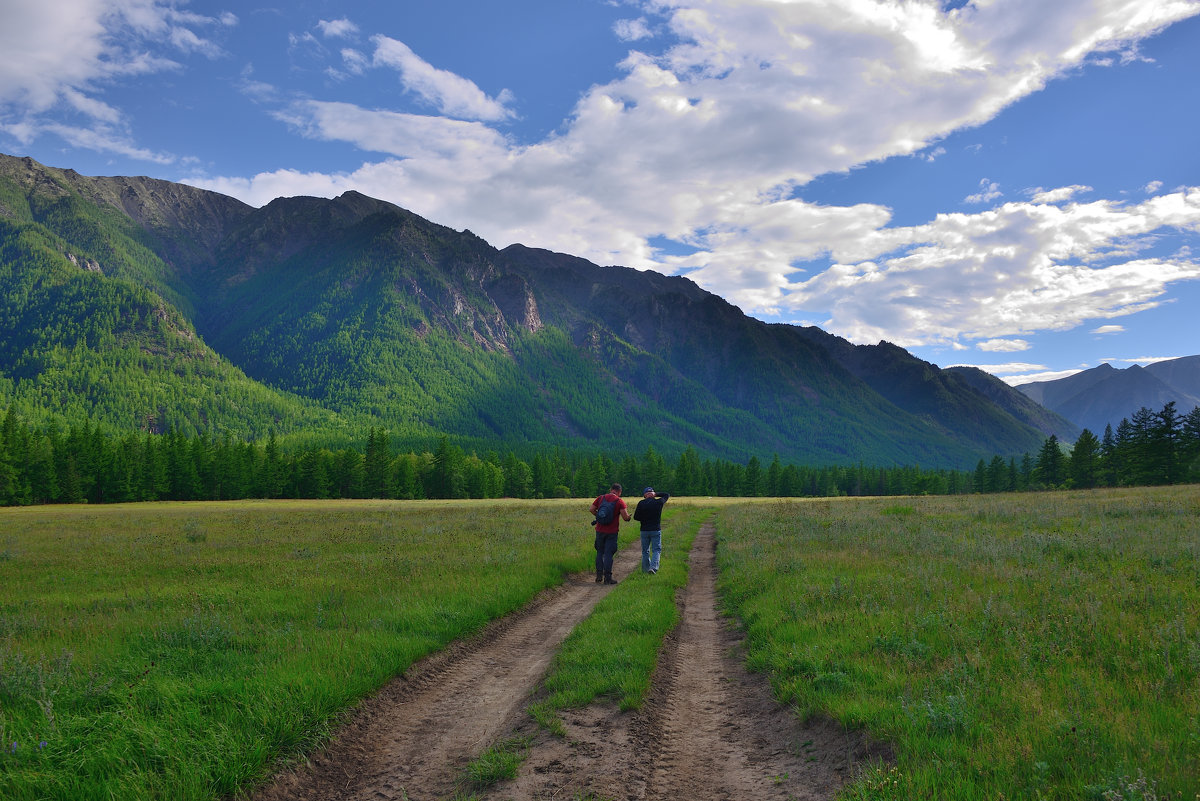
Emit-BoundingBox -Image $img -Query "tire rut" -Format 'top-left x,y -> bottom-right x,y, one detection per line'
485,518 -> 892,801
247,545 -> 639,801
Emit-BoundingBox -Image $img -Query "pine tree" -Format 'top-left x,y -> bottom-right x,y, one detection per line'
1100,424 -> 1117,487
1150,402 -> 1180,484
743,455 -> 763,496
1034,435 -> 1065,488
1181,406 -> 1200,482
1068,429 -> 1101,489
364,428 -> 392,498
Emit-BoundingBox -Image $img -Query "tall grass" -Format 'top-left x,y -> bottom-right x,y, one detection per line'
714,487 -> 1200,800
0,499 -> 594,801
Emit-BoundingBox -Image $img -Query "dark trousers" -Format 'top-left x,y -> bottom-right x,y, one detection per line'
594,531 -> 619,577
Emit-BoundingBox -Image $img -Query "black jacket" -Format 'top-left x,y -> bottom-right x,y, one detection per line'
633,493 -> 670,531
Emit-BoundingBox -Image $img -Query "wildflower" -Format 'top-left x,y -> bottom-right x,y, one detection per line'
9,741 -> 15,753
39,741 -> 47,749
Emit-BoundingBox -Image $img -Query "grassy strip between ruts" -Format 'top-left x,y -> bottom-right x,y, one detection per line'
713,486 -> 1200,800
525,505 -> 709,733
0,498 -> 599,801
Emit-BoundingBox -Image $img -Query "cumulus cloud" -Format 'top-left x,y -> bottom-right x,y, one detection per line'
1145,180 -> 1164,194
0,0 -> 233,160
183,0 -> 1200,350
779,189 -> 1200,348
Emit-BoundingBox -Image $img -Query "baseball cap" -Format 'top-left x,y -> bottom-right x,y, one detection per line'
643,487 -> 654,494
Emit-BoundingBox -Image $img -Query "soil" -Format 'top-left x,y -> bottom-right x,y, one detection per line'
246,519 -> 891,801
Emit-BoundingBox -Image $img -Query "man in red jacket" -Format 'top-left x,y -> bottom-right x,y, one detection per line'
590,483 -> 631,585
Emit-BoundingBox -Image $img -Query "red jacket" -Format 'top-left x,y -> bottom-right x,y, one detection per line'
591,493 -> 627,535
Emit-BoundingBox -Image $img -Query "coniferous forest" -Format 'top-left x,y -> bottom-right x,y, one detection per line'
0,154 -> 1083,478
2,401 -> 1197,507
3,155 -> 1198,499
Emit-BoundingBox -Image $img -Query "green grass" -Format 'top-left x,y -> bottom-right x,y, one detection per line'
713,487 -> 1200,800
528,506 -> 709,732
4,490 -> 1197,800
462,734 -> 532,788
0,499 -> 595,801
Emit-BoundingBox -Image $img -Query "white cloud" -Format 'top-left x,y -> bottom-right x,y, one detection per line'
1031,185 -> 1093,204
776,189 -> 1200,348
340,49 -> 369,76
0,0 -> 233,161
615,18 -> 654,42
978,339 -> 1031,353
953,362 -> 1049,375
371,36 -> 514,122
185,0 -> 1200,351
238,64 -> 279,103
318,18 -> 359,39
921,146 -> 946,162
1001,367 -> 1085,386
42,121 -> 174,163
1091,324 -> 1125,334
1145,180 -> 1164,194
965,179 -> 1003,205
283,100 -> 509,166
1107,355 -> 1186,364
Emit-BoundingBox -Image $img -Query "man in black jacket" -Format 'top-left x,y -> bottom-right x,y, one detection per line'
632,487 -> 670,574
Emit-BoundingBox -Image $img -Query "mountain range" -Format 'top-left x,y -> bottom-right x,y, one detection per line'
1015,357 -> 1200,435
0,153 -> 1078,468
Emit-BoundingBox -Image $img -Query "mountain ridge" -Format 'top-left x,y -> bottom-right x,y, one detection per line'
1016,358 -> 1200,434
0,152 -> 1070,467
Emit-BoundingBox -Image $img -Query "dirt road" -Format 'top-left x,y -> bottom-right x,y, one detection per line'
249,520 -> 888,801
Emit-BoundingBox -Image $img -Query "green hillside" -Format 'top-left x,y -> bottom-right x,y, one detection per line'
0,153 -> 1062,467
0,168 -> 341,438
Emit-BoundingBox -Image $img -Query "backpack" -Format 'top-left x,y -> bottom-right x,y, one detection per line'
593,496 -> 618,526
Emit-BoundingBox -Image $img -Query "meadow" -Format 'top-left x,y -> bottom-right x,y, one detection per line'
0,489 -> 1197,800
0,499 -> 600,800
715,488 -> 1200,800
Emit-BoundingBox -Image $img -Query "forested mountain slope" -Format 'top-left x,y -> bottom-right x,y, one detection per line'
0,153 -> 1055,466
0,157 -> 340,437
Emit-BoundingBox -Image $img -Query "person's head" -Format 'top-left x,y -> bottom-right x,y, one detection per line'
643,487 -> 655,498
610,482 -> 622,496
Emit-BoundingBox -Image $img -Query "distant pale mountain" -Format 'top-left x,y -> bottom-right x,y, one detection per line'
1015,358 -> 1200,435
0,152 -> 1060,466
1145,355 -> 1200,399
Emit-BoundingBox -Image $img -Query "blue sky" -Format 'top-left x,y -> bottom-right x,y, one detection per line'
2,0 -> 1199,385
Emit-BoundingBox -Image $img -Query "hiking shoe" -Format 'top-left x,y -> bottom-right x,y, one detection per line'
649,568 -> 657,574
603,577 -> 618,585
595,574 -> 603,583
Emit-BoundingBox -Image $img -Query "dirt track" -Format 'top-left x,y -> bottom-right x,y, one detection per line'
248,519 -> 889,801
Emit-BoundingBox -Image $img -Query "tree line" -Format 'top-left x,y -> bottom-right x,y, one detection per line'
972,401 -> 1200,492
1,402 -> 1197,507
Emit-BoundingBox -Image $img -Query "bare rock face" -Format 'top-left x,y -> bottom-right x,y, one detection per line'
487,273 -> 543,334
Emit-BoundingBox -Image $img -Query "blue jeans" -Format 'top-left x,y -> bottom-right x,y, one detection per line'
595,531 -> 619,577
641,530 -> 661,572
